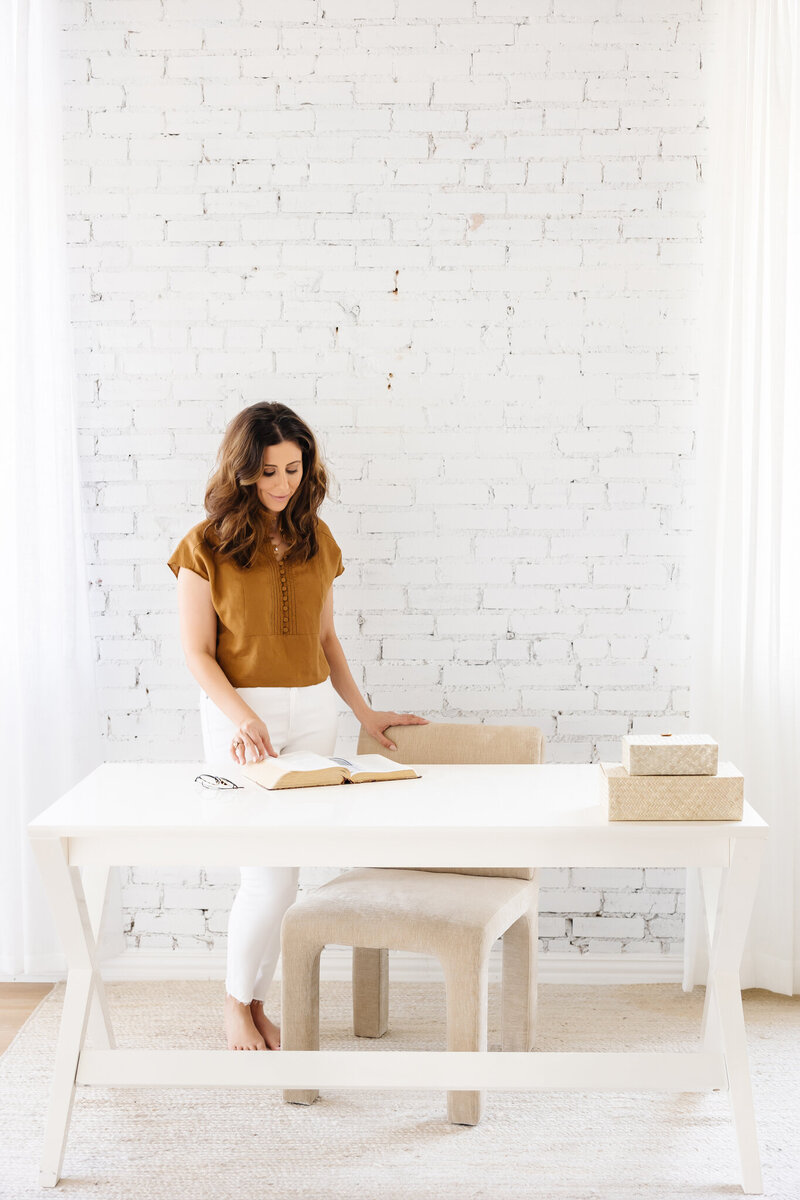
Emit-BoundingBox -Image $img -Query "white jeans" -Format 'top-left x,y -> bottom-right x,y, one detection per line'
199,677 -> 340,1005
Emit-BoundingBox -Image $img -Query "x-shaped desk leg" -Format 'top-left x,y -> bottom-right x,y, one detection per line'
30,837 -> 117,1187
698,837 -> 766,1195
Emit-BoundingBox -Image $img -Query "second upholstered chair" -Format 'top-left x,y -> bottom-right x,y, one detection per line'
280,721 -> 544,1126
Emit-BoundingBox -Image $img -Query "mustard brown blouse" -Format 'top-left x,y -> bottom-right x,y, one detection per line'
167,518 -> 345,688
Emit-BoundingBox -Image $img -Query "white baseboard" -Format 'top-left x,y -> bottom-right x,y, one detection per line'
5,946 -> 686,986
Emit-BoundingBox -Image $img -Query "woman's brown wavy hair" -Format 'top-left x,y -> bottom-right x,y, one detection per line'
200,402 -> 332,570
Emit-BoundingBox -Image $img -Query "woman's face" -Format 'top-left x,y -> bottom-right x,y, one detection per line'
255,440 -> 304,516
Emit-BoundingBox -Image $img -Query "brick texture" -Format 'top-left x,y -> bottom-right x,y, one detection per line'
61,0 -> 712,962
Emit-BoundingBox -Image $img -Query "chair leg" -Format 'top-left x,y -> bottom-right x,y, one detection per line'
352,947 -> 389,1038
281,938 -> 323,1105
501,903 -> 538,1052
442,946 -> 490,1126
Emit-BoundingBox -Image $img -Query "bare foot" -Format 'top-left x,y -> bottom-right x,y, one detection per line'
224,993 -> 267,1050
250,999 -> 281,1050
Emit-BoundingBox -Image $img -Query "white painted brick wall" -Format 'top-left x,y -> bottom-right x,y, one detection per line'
61,0 -> 712,966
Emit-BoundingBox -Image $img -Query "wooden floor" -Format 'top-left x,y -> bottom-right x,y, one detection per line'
0,983 -> 55,1055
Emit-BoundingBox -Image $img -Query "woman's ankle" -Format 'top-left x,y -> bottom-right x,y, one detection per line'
226,992 -> 252,1008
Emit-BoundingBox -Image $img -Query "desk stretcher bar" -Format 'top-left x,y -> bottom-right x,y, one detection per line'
77,1049 -> 727,1092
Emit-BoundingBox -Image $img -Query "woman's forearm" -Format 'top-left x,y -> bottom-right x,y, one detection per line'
322,636 -> 372,723
185,651 -> 258,727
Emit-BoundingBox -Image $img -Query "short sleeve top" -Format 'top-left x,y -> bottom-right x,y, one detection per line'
167,517 -> 345,688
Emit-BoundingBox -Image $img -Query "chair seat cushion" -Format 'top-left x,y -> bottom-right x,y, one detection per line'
282,867 -> 538,957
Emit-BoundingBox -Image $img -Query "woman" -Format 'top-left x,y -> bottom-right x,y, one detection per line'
167,402 -> 428,1053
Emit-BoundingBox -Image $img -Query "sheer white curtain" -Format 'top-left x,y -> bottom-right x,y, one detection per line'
691,0 -> 800,994
0,0 -> 120,978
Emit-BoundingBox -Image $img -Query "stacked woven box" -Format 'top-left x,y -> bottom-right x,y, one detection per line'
600,734 -> 744,822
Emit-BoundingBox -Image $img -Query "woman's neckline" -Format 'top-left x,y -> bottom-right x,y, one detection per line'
267,531 -> 289,563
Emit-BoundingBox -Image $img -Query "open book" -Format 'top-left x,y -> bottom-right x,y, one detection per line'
241,752 -> 421,791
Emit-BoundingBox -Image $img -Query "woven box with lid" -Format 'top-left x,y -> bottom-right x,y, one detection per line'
622,733 -> 718,776
600,762 -> 744,821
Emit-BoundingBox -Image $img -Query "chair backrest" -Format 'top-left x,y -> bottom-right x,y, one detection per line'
356,721 -> 545,880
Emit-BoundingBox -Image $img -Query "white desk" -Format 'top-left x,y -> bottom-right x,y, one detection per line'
28,761 -> 768,1192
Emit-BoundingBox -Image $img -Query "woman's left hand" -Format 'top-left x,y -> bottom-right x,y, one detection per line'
360,709 -> 429,751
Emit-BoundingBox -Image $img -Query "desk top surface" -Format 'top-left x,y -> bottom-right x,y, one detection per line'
27,761 -> 766,839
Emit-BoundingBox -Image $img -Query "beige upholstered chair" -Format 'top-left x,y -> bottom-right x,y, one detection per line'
280,721 -> 544,1126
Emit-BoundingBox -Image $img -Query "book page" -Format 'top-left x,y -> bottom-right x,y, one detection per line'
348,753 -> 410,774
242,750 -> 346,790
267,751 -> 339,772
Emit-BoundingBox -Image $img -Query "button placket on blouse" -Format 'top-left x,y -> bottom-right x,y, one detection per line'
274,544 -> 289,633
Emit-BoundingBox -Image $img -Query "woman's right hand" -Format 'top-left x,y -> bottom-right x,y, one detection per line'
230,716 -> 278,765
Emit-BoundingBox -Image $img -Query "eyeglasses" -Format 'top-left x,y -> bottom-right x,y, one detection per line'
194,774 -> 244,790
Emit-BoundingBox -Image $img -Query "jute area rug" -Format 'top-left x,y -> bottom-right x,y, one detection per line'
1,980 -> 798,1200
